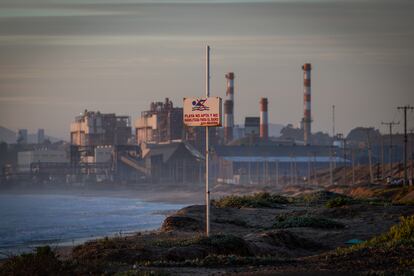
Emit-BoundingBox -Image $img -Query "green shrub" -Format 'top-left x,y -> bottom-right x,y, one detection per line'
326,196 -> 354,208
272,215 -> 345,229
212,192 -> 288,208
0,246 -> 66,276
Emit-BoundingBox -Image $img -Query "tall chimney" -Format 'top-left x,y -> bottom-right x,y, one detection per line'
260,97 -> 268,139
302,63 -> 312,145
224,72 -> 235,144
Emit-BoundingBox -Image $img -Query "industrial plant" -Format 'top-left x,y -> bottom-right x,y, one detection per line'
1,64 -> 413,187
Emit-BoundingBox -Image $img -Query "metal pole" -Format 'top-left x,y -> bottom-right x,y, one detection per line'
382,121 -> 399,178
276,160 -> 279,186
329,146 -> 333,186
366,129 -> 374,183
404,107 -> 408,185
308,153 -> 311,185
411,129 -> 414,184
397,106 -> 414,185
205,45 -> 210,236
381,135 -> 384,180
352,149 -> 355,185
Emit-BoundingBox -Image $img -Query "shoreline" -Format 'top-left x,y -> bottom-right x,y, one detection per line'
0,189 -> 193,259
0,184 -> 205,205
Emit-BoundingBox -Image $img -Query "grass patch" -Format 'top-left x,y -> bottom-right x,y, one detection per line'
393,199 -> 414,206
294,191 -> 344,205
272,215 -> 345,229
325,196 -> 355,208
137,254 -> 290,268
337,214 -> 414,255
212,192 -> 288,208
213,218 -> 250,227
153,234 -> 250,256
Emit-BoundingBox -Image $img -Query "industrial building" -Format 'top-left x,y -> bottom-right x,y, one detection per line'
18,149 -> 68,172
212,145 -> 348,185
141,141 -> 204,184
244,117 -> 260,137
135,98 -> 183,144
37,129 -> 45,144
70,110 -> 131,146
17,129 -> 28,144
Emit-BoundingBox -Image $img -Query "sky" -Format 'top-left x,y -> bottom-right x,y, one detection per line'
0,0 -> 413,140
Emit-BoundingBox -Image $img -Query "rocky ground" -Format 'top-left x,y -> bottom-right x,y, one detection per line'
2,184 -> 414,275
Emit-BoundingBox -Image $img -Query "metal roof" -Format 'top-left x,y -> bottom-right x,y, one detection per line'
214,145 -> 343,157
222,156 -> 349,163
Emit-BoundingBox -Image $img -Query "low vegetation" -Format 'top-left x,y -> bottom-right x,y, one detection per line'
273,215 -> 345,229
337,214 -> 414,255
136,254 -> 289,268
294,191 -> 345,205
212,192 -> 289,208
213,218 -> 250,227
325,196 -> 355,208
153,234 -> 251,256
0,246 -> 67,276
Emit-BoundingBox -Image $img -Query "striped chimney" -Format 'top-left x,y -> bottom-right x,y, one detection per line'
302,63 -> 312,145
224,72 -> 235,144
260,97 -> 268,139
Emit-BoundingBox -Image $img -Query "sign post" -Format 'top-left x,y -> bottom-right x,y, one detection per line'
183,46 -> 221,236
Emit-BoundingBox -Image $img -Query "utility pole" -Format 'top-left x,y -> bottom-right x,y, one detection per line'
205,45 -> 210,236
381,121 -> 399,177
365,128 -> 374,183
343,137 -> 347,185
381,135 -> 385,180
410,129 -> 414,184
332,105 -> 335,138
397,105 -> 414,185
351,148 -> 355,185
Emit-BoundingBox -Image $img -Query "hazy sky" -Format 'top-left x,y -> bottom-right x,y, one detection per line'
0,0 -> 413,139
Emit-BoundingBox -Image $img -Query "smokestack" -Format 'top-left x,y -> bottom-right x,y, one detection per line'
260,97 -> 268,140
224,72 -> 235,144
302,63 -> 312,145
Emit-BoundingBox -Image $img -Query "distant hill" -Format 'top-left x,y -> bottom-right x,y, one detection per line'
0,126 -> 64,144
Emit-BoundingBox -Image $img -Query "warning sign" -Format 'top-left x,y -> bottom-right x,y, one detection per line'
183,97 -> 222,127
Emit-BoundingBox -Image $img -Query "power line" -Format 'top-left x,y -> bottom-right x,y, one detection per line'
397,105 -> 414,185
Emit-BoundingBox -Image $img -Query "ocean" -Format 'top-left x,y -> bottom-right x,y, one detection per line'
0,193 -> 183,256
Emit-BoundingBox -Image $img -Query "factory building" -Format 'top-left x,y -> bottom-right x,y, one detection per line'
135,98 -> 183,145
140,141 -> 204,184
244,117 -> 260,137
17,129 -> 28,144
37,129 -> 45,144
70,110 -> 131,146
18,149 -> 68,172
212,145 -> 348,185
